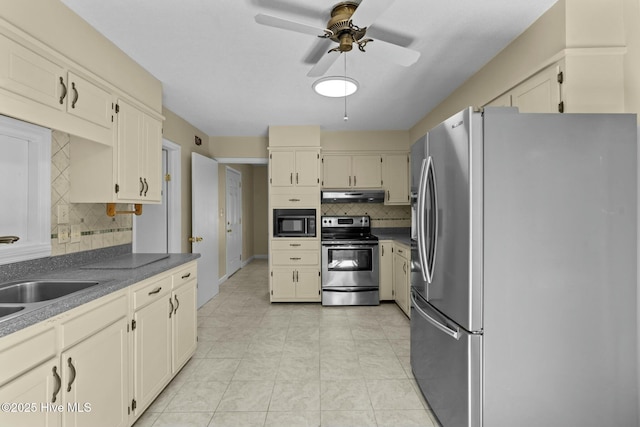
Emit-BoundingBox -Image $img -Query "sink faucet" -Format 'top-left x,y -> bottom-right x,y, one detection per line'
0,236 -> 19,244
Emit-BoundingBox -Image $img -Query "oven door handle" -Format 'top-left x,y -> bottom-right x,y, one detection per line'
322,244 -> 377,249
323,287 -> 379,292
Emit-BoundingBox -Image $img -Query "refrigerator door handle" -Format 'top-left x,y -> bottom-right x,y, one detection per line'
411,291 -> 460,340
417,158 -> 428,282
426,156 -> 438,283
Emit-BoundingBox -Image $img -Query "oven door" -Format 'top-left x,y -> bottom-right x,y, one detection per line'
321,243 -> 379,289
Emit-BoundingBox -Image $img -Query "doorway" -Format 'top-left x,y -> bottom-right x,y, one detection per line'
225,167 -> 242,278
133,139 -> 181,253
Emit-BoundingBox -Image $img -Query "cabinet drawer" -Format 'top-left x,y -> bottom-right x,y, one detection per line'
270,193 -> 318,207
394,244 -> 409,260
272,250 -> 319,266
132,275 -> 172,310
271,240 -> 319,251
173,262 -> 197,289
0,327 -> 56,386
61,293 -> 128,348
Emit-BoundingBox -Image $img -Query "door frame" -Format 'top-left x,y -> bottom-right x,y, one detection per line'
225,166 -> 242,278
133,138 -> 181,253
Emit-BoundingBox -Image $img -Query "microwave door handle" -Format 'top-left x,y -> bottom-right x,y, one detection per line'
417,158 -> 428,283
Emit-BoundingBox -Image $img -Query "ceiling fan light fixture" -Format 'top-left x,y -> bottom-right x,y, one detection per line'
312,76 -> 358,97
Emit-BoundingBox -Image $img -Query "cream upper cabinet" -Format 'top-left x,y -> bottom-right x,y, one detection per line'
379,240 -> 394,301
269,148 -> 320,188
511,64 -> 561,113
0,31 -> 114,146
116,99 -> 162,202
383,154 -> 409,205
322,154 -> 383,189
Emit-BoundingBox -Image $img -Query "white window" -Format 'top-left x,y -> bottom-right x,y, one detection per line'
0,115 -> 51,265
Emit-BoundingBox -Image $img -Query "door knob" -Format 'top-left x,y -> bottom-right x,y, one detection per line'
188,236 -> 203,242
227,229 -> 232,233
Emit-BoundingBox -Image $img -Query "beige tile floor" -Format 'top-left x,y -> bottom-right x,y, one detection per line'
133,259 -> 439,427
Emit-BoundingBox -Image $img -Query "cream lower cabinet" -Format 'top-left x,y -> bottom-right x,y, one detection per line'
379,240 -> 394,300
0,292 -> 129,427
131,262 -> 197,420
270,240 -> 320,302
393,242 -> 410,317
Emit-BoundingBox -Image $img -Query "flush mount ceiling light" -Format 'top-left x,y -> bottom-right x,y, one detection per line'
312,76 -> 358,97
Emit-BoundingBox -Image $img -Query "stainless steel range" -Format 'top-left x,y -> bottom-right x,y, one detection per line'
321,216 -> 379,306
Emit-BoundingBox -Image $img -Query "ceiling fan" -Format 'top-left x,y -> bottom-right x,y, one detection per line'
255,0 -> 421,77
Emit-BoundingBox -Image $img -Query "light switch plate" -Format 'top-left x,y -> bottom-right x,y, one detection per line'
57,205 -> 69,224
58,225 -> 70,243
70,225 -> 81,243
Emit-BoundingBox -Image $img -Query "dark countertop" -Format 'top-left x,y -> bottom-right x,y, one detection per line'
372,227 -> 411,246
0,249 -> 200,338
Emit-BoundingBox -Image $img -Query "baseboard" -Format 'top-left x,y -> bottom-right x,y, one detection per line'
218,274 -> 228,286
241,256 -> 254,268
254,254 -> 268,260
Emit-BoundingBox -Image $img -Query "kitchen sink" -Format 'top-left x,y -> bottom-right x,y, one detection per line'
0,306 -> 25,317
0,280 -> 100,304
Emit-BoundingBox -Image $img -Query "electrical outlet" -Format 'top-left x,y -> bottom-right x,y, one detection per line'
58,225 -> 70,243
57,205 -> 69,224
70,225 -> 81,243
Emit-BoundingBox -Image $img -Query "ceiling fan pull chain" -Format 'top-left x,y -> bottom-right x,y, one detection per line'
344,53 -> 349,122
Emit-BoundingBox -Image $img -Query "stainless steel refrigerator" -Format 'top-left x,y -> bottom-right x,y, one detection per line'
410,107 -> 638,427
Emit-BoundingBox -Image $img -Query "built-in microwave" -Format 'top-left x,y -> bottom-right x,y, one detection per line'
273,209 -> 316,237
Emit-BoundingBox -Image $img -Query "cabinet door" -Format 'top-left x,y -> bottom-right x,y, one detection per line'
0,361 -> 61,427
270,150 -> 295,187
295,269 -> 321,301
271,269 -> 296,300
141,114 -> 163,201
352,155 -> 382,188
322,155 -> 351,188
66,72 -> 112,129
134,295 -> 172,415
379,242 -> 393,300
511,64 -> 561,113
384,154 -> 409,205
393,252 -> 409,316
116,99 -> 144,200
0,33 -> 65,110
172,280 -> 197,372
61,319 -> 128,427
295,150 -> 320,187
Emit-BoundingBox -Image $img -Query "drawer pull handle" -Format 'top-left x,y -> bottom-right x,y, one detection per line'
290,257 -> 301,260
174,295 -> 179,314
289,244 -> 301,247
181,272 -> 191,279
169,297 -> 174,318
148,287 -> 162,295
288,198 -> 300,202
67,358 -> 76,392
59,77 -> 67,104
52,366 -> 61,403
71,82 -> 78,108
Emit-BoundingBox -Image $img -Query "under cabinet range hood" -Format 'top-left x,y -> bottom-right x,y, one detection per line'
321,190 -> 385,204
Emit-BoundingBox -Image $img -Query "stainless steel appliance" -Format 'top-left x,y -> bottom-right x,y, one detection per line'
321,216 -> 379,305
321,190 -> 385,204
273,208 -> 316,237
410,107 -> 638,427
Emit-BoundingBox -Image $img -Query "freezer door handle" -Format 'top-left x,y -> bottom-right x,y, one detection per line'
425,156 -> 437,284
416,158 -> 428,283
411,291 -> 460,340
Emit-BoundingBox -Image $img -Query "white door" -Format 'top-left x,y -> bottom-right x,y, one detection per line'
225,167 -> 242,277
134,149 -> 167,253
191,153 -> 219,307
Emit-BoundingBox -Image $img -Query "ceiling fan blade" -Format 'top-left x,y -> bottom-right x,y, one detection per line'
351,0 -> 398,28
307,51 -> 341,77
367,39 -> 420,67
255,13 -> 331,37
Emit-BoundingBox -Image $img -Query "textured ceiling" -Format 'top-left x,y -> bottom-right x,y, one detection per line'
60,0 -> 558,137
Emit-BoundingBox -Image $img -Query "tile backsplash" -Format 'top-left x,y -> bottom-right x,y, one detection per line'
321,203 -> 411,228
50,131 -> 132,256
